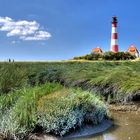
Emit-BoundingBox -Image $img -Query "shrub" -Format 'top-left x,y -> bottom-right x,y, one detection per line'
73,53 -> 103,61
37,88 -> 107,136
73,51 -> 136,61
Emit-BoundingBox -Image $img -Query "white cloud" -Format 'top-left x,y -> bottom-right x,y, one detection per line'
0,17 -> 51,41
0,17 -> 12,24
20,31 -> 51,41
11,40 -> 16,44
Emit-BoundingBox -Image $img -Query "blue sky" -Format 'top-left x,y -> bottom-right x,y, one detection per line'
0,0 -> 140,61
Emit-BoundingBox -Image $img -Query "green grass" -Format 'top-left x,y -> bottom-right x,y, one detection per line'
0,82 -> 107,139
1,61 -> 139,139
0,61 -> 140,102
0,63 -> 28,94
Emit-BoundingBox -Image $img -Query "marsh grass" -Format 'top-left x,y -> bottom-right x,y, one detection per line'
12,61 -> 140,102
0,61 -> 140,101
0,83 -> 107,139
37,88 -> 107,136
0,63 -> 28,94
0,61 -> 139,139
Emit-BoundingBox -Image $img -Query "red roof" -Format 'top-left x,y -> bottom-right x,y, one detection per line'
128,45 -> 139,55
92,47 -> 103,54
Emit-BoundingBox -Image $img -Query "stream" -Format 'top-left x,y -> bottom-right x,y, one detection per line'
73,111 -> 140,140
34,104 -> 140,140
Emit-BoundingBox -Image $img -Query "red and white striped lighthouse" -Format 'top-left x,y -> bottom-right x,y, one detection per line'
111,16 -> 119,53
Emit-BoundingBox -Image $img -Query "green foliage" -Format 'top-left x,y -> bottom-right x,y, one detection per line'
0,83 -> 107,139
0,83 -> 63,139
73,51 -> 136,61
37,89 -> 107,136
103,51 -> 136,60
74,53 -> 103,61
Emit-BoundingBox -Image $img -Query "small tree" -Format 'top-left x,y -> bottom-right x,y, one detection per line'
125,52 -> 136,60
91,53 -> 102,60
103,51 -> 115,60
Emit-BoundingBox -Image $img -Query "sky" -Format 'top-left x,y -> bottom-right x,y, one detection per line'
0,0 -> 140,61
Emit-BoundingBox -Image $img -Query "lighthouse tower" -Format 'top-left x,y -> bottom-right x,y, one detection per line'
111,16 -> 119,53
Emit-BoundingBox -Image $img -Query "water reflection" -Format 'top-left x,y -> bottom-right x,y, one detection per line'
73,111 -> 140,140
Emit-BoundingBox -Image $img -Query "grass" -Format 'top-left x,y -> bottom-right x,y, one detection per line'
0,82 -> 107,139
0,61 -> 140,102
1,60 -> 139,139
0,63 -> 27,94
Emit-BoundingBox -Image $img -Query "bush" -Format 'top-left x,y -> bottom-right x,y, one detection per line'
102,51 -> 136,60
73,53 -> 103,61
73,51 -> 136,61
37,89 -> 107,136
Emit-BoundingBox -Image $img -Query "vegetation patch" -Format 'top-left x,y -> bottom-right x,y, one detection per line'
0,83 -> 107,139
0,63 -> 27,94
73,51 -> 136,61
15,61 -> 140,102
1,61 -> 139,139
0,61 -> 140,102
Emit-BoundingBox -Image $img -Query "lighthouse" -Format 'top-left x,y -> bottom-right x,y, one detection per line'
111,16 -> 119,53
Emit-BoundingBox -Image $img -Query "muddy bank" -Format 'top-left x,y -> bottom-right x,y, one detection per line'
108,102 -> 140,112
28,120 -> 113,140
28,134 -> 59,140
64,120 -> 112,139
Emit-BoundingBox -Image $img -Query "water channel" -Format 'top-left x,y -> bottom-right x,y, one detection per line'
73,111 -> 140,140
38,104 -> 140,140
